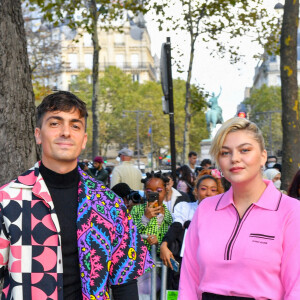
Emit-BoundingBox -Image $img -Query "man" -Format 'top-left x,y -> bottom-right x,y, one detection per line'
195,159 -> 212,176
87,156 -> 108,185
187,151 -> 198,177
265,155 -> 277,169
110,148 -> 143,190
0,91 -> 153,300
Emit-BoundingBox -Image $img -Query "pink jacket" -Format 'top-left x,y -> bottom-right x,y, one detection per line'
178,180 -> 300,300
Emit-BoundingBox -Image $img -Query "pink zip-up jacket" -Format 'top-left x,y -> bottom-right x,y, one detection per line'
178,180 -> 300,300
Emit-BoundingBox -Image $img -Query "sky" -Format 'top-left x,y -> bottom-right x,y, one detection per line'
145,1 -> 283,121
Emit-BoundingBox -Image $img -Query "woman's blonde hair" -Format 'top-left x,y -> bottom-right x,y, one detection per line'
210,117 -> 265,167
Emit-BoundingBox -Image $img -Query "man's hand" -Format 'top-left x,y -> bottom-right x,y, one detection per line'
160,241 -> 174,269
147,234 -> 158,246
144,201 -> 161,219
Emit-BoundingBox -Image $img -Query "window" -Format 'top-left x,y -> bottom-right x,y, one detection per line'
83,33 -> 92,47
71,75 -> 78,82
132,73 -> 140,82
115,34 -> 124,45
84,54 -> 93,69
131,54 -> 139,68
116,54 -> 124,68
68,54 -> 78,69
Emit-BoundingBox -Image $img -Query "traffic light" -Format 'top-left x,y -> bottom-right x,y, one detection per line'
237,111 -> 247,118
159,156 -> 163,165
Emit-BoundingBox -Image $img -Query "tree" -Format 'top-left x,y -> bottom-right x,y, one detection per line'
23,6 -> 64,88
280,0 -> 300,190
27,0 -> 146,158
152,0 -> 279,163
70,68 -> 208,163
244,85 -> 282,156
0,0 -> 38,186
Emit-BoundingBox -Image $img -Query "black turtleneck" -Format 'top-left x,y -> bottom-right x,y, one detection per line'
39,162 -> 82,300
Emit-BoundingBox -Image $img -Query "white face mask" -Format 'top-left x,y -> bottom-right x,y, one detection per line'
267,162 -> 276,168
273,180 -> 281,189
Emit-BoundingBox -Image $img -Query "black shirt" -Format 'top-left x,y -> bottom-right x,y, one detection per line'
39,163 -> 82,300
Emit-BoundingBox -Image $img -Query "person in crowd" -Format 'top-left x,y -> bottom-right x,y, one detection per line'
263,168 -> 281,188
178,117 -> 300,300
164,172 -> 191,216
111,148 -> 143,190
87,155 -> 108,185
195,159 -> 212,176
273,163 -> 282,173
131,171 -> 173,252
0,91 -> 153,300
160,172 -> 224,290
265,155 -> 277,169
111,182 -> 143,212
186,151 -> 198,176
288,169 -> 300,200
177,165 -> 195,201
131,171 -> 173,298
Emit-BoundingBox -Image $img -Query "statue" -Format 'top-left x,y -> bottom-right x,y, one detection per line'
205,87 -> 224,136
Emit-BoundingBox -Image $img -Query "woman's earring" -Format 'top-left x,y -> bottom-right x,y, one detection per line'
220,170 -> 223,177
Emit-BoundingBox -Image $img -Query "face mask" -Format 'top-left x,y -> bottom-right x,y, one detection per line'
267,162 -> 275,168
273,180 -> 281,189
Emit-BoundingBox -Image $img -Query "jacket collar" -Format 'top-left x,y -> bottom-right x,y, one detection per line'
216,179 -> 282,211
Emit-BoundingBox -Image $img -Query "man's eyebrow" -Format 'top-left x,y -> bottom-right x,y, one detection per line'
45,116 -> 84,125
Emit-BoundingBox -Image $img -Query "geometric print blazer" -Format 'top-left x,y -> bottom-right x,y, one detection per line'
0,162 -> 154,300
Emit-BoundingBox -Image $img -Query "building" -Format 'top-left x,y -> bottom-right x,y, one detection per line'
52,14 -> 158,91
252,31 -> 300,90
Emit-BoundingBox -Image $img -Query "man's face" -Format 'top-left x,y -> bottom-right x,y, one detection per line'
189,155 -> 197,166
93,161 -> 102,170
35,109 -> 87,172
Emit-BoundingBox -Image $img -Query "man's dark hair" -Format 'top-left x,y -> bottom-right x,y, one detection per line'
201,159 -> 211,167
267,155 -> 277,162
36,91 -> 88,128
188,151 -> 197,158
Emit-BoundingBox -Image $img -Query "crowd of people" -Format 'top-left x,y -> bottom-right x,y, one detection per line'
1,91 -> 300,299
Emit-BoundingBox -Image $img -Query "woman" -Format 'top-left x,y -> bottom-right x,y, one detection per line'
131,172 -> 173,299
164,172 -> 191,216
179,117 -> 300,300
160,172 -> 223,290
131,171 -> 173,251
263,168 -> 282,190
288,169 -> 300,200
177,165 -> 195,201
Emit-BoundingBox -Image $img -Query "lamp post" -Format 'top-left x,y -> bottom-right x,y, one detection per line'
123,110 -> 152,169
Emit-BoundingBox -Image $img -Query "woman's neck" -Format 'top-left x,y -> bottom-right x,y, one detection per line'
231,176 -> 266,218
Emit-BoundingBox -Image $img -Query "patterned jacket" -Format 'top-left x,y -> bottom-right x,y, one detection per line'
0,162 -> 154,300
131,203 -> 173,252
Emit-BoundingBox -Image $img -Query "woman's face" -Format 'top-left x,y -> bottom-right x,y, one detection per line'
272,173 -> 281,182
145,178 -> 166,205
196,178 -> 218,202
166,176 -> 174,192
218,130 -> 267,185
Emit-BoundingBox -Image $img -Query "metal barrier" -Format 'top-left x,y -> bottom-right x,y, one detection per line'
141,234 -> 168,300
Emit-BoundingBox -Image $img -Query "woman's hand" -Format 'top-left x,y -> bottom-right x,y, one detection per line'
144,201 -> 161,219
147,234 -> 158,246
160,241 -> 175,269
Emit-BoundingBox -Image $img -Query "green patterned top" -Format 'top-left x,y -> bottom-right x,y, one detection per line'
131,203 -> 173,252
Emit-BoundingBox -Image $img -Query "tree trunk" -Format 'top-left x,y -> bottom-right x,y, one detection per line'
91,0 -> 100,158
280,0 -> 300,191
0,0 -> 37,186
